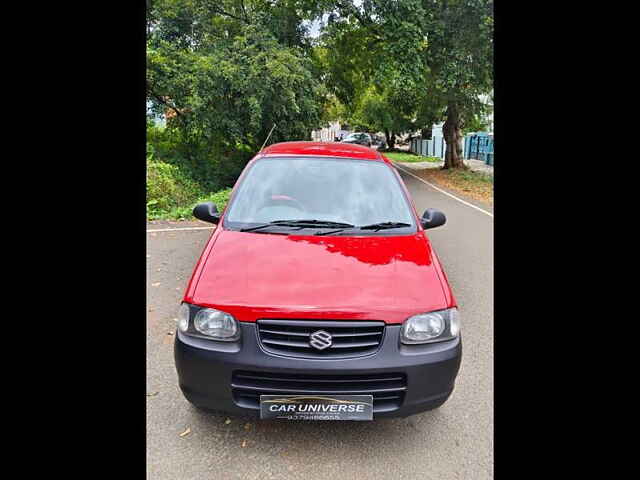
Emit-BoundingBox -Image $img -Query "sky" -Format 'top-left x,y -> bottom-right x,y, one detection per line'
305,17 -> 325,39
305,0 -> 363,39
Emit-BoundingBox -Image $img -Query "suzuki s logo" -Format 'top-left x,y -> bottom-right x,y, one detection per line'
309,330 -> 332,350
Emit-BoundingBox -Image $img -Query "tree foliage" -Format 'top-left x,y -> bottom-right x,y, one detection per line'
147,0 -> 327,188
349,85 -> 415,148
315,0 -> 493,165
315,0 -> 428,147
147,0 -> 493,183
421,0 -> 493,167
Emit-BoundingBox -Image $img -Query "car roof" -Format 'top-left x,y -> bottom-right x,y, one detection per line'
259,141 -> 385,161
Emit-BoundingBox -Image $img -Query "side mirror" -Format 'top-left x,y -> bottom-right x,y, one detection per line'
421,208 -> 446,230
193,202 -> 220,224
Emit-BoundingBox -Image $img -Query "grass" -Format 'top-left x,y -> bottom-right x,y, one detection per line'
413,167 -> 493,205
384,152 -> 442,163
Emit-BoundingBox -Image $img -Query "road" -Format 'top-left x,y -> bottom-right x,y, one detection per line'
146,168 -> 493,480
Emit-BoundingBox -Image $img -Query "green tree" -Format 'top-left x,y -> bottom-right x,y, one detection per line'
421,0 -> 493,168
316,0 -> 493,167
147,0 -> 327,187
461,113 -> 488,135
350,85 -> 415,149
316,1 -> 428,148
320,93 -> 348,125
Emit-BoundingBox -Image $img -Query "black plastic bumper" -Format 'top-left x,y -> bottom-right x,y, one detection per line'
174,322 -> 462,418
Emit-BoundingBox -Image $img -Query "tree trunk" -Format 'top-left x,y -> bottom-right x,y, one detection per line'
442,103 -> 466,169
384,129 -> 396,150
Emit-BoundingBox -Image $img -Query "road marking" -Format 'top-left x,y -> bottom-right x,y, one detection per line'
147,226 -> 215,233
395,163 -> 494,218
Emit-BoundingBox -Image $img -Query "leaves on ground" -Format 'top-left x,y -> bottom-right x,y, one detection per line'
414,168 -> 493,205
147,391 -> 159,397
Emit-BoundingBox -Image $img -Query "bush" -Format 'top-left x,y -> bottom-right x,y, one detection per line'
146,123 -> 248,220
158,188 -> 234,221
147,123 -> 251,192
147,160 -> 205,216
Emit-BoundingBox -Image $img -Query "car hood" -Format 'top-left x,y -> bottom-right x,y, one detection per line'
189,230 -> 449,323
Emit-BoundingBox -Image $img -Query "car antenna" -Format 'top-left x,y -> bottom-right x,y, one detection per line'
260,123 -> 277,152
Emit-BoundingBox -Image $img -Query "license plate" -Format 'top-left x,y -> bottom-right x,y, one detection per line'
260,395 -> 373,421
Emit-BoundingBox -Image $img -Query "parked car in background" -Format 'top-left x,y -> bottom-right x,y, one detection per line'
396,135 -> 409,146
174,141 -> 461,420
341,132 -> 372,147
371,134 -> 387,150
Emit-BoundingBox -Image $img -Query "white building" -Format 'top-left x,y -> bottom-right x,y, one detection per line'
311,121 -> 345,142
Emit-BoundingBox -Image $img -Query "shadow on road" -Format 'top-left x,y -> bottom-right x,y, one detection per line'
186,401 -> 445,443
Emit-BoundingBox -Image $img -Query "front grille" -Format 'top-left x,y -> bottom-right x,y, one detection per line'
232,371 -> 406,413
257,319 -> 385,359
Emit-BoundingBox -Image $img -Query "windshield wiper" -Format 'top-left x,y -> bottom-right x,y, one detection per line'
277,219 -> 355,227
315,221 -> 412,235
240,219 -> 355,232
314,229 -> 348,236
240,222 -> 295,232
358,221 -> 412,231
241,219 -> 409,234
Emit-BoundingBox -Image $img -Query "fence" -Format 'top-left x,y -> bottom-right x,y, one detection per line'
409,137 -> 448,158
311,121 -> 341,142
464,133 -> 494,166
410,133 -> 494,166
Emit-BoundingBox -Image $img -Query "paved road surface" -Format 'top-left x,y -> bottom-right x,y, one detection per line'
146,169 -> 493,480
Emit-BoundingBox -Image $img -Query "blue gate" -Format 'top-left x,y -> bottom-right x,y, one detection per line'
464,133 -> 494,166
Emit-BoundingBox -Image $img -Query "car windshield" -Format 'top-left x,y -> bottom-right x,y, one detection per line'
345,133 -> 367,141
224,157 -> 415,234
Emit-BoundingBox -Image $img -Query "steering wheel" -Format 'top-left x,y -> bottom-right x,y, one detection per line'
261,194 -> 306,212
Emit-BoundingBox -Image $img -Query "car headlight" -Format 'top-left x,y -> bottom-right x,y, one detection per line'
176,303 -> 240,341
401,308 -> 460,344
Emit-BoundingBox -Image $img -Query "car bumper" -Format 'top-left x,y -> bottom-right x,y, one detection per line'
174,323 -> 461,419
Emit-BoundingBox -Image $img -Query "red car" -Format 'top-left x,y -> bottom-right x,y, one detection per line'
174,141 -> 461,420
